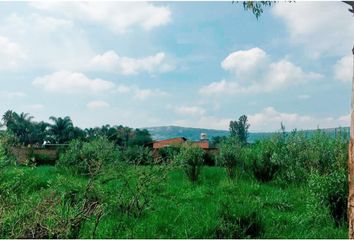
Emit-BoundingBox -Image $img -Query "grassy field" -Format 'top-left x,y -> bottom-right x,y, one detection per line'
0,164 -> 347,238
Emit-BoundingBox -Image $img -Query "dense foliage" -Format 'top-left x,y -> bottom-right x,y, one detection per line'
176,143 -> 205,183
1,110 -> 152,147
0,112 -> 350,238
217,138 -> 243,179
58,137 -> 119,176
229,115 -> 250,145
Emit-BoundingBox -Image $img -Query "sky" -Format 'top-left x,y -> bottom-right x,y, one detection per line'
0,1 -> 353,132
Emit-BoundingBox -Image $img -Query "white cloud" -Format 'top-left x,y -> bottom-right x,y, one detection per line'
338,114 -> 350,125
30,2 -> 171,33
0,91 -> 26,99
175,106 -> 205,116
89,51 -> 174,75
248,107 -> 349,132
0,14 -> 94,71
200,48 -> 322,96
334,55 -> 352,82
87,100 -> 110,110
221,47 -> 267,76
0,36 -> 26,70
115,84 -> 131,94
265,60 -> 322,91
199,80 -> 241,95
32,71 -> 115,94
272,2 -> 354,57
133,88 -> 167,100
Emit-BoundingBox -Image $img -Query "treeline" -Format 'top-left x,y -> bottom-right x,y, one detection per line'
1,110 -> 152,147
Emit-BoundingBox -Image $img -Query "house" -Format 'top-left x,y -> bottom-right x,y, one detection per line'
149,133 -> 218,165
152,137 -> 187,149
152,133 -> 217,153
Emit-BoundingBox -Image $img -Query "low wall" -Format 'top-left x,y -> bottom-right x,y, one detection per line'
10,147 -> 59,165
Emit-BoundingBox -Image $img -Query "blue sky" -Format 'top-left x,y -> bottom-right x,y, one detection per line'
0,1 -> 353,132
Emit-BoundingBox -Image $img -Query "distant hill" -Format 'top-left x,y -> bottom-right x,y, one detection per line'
145,126 -> 273,142
145,126 -> 229,141
145,126 -> 350,142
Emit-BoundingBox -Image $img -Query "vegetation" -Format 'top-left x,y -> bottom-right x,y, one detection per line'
176,143 -> 205,183
217,138 -> 243,179
1,110 -> 152,147
229,115 -> 250,145
240,1 -> 273,19
0,111 -> 349,238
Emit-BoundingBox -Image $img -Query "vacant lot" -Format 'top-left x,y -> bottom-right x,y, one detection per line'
0,164 -> 347,238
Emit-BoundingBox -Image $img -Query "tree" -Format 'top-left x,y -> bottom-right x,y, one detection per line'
2,110 -> 16,128
28,121 -> 49,145
218,139 -> 243,179
229,115 -> 250,144
2,111 -> 35,145
128,129 -> 153,147
240,1 -> 273,19
49,116 -> 74,144
176,143 -> 205,183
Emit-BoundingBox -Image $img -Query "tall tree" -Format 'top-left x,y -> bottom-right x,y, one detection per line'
3,111 -> 35,145
49,116 -> 74,144
229,115 -> 250,144
128,129 -> 153,146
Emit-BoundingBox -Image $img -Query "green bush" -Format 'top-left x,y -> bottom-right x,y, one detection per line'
120,146 -> 153,165
251,139 -> 279,182
176,143 -> 204,183
247,129 -> 348,184
0,143 -> 7,168
214,202 -> 263,239
0,132 -> 17,167
158,145 -> 181,163
58,137 -> 118,176
28,153 -> 56,166
309,170 -> 348,226
217,139 -> 243,179
203,151 -> 216,166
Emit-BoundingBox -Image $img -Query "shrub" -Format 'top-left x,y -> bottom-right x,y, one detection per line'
0,132 -> 17,167
217,139 -> 243,179
115,164 -> 171,218
251,140 -> 279,182
203,151 -> 216,166
158,145 -> 181,163
308,170 -> 348,226
120,146 -> 153,165
32,153 -> 56,166
214,202 -> 263,239
176,143 -> 204,183
58,137 -> 118,176
0,142 -> 7,168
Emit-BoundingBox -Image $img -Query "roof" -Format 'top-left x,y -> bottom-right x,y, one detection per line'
153,137 -> 187,143
152,137 -> 216,150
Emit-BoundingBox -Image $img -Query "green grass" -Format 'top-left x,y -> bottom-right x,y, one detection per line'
0,165 -> 347,238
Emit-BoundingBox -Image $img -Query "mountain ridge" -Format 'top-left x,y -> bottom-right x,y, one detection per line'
145,125 -> 350,142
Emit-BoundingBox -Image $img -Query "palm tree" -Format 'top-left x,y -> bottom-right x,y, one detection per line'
2,110 -> 16,127
49,116 -> 74,144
